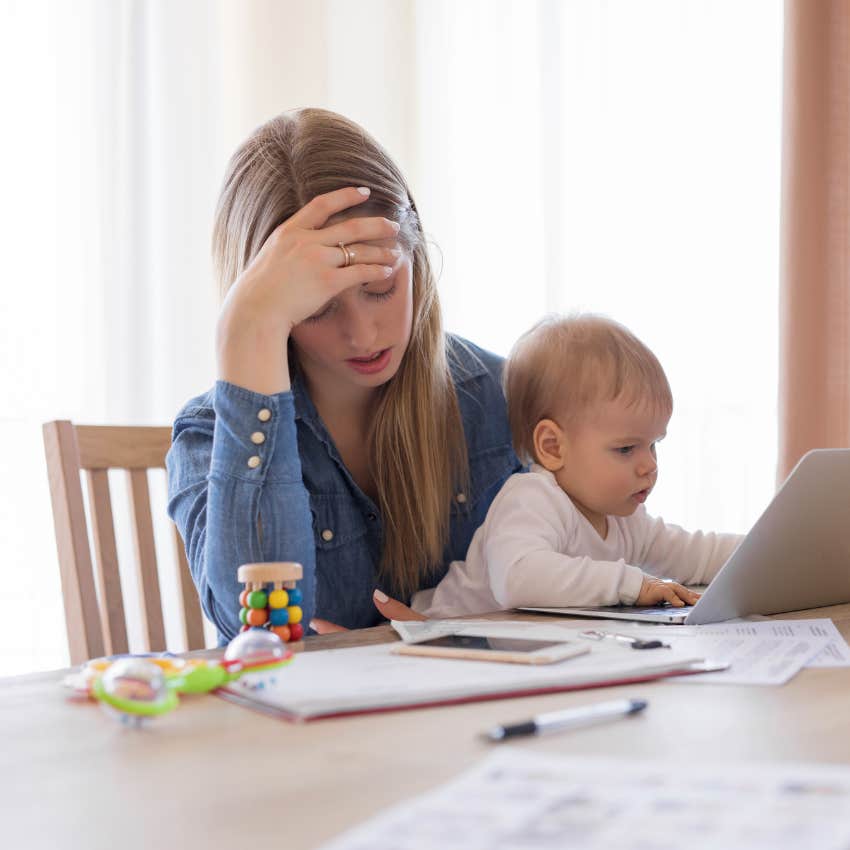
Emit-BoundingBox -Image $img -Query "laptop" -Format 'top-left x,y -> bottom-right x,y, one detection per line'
520,448 -> 850,625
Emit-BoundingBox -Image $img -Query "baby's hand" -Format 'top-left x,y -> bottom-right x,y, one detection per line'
636,576 -> 701,608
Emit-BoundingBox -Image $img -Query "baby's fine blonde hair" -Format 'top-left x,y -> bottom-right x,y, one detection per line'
504,314 -> 673,464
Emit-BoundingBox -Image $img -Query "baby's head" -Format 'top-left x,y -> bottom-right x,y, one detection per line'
504,314 -> 672,534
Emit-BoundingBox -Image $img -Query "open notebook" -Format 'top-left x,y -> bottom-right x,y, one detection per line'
218,627 -> 720,722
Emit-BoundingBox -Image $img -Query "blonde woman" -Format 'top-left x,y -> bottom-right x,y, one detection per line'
166,108 -> 521,641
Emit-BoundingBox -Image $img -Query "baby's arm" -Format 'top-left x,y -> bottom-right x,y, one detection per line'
483,477 -> 645,608
636,514 -> 745,586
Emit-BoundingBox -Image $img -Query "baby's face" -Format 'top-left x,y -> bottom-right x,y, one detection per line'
554,398 -> 669,535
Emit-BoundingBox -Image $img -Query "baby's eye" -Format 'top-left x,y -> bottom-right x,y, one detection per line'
616,446 -> 634,455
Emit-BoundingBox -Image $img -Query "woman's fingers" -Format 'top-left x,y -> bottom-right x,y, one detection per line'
320,216 -> 400,248
321,242 -> 401,270
372,589 -> 427,622
331,264 -> 396,288
309,618 -> 349,634
287,186 -> 373,231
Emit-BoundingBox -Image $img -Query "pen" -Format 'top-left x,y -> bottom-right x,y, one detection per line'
579,629 -> 669,650
485,698 -> 648,741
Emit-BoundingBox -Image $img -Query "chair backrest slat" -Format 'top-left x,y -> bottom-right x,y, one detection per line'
42,421 -> 106,662
127,469 -> 167,652
76,426 -> 172,469
85,469 -> 129,656
174,525 -> 206,649
43,419 -> 207,664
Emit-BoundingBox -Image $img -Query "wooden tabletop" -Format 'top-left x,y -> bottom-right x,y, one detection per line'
4,605 -> 850,849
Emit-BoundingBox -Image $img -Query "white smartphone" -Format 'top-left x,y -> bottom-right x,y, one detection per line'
392,633 -> 591,665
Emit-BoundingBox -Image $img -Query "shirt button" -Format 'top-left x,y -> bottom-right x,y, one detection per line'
257,408 -> 272,422
250,431 -> 266,445
247,456 -> 261,469
321,529 -> 334,542
456,492 -> 467,504
367,512 -> 377,521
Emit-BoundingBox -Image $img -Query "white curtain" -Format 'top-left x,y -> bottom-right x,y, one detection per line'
0,0 -> 782,674
410,0 -> 782,538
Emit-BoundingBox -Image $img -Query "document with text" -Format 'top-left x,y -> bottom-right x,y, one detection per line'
320,748 -> 850,850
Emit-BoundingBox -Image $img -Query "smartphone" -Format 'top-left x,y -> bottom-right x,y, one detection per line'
392,633 -> 591,665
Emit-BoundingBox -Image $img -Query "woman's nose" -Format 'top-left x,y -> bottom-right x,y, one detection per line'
344,306 -> 378,351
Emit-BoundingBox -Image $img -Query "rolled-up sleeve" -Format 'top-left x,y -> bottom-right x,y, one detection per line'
167,381 -> 316,642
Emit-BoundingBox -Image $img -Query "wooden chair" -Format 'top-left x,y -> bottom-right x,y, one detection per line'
43,420 -> 206,664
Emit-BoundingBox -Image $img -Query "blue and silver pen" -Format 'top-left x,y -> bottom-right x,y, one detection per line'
485,697 -> 648,741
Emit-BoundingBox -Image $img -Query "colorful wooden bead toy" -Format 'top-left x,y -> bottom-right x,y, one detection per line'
237,562 -> 304,645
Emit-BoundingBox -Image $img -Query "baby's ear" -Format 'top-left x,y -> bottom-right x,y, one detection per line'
533,419 -> 565,471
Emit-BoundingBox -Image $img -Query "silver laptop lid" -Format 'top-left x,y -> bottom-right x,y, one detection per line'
685,448 -> 850,624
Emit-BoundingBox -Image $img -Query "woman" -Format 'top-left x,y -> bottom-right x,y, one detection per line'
167,108 -> 520,641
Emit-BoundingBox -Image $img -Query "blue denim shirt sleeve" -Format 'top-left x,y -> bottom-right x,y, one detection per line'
166,381 -> 316,641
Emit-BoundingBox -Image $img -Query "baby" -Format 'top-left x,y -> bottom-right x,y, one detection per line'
412,314 -> 744,618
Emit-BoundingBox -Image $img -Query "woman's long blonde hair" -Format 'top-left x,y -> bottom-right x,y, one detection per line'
212,108 -> 468,597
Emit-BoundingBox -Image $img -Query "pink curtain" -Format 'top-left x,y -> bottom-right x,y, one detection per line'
778,0 -> 850,481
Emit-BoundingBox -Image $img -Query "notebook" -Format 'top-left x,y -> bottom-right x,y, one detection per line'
217,633 -> 720,722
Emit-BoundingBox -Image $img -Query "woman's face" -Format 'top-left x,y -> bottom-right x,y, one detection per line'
290,235 -> 414,398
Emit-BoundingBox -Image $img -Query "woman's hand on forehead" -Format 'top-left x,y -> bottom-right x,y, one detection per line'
229,187 -> 402,330
217,186 -> 403,394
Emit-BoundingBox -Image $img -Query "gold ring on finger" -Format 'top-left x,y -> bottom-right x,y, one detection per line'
338,242 -> 352,268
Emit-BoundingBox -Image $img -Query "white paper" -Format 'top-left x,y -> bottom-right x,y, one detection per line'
728,617 -> 850,668
601,617 -> 850,675
651,616 -> 850,666
574,623 -> 829,685
319,748 -> 850,850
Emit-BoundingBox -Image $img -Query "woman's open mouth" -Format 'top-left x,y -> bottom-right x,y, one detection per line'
346,347 -> 392,375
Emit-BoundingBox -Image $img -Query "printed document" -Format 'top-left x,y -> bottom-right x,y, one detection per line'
319,748 -> 850,850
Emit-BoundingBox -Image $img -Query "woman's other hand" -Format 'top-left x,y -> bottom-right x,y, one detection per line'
309,618 -> 349,634
309,589 -> 426,635
372,589 -> 426,621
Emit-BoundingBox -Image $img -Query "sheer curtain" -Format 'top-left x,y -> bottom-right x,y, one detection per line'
412,0 -> 783,536
0,0 -> 782,675
0,0 -> 222,673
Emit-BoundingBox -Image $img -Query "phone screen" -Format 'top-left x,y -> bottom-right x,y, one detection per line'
416,634 -> 568,653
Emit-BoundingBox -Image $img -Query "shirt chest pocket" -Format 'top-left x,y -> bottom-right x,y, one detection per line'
310,494 -> 371,551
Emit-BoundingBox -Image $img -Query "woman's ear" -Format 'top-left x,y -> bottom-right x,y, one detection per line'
533,419 -> 565,471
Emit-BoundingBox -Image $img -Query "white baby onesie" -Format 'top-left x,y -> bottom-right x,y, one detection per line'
413,465 -> 743,619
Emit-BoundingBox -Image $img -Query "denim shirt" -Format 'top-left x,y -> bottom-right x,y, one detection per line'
166,335 -> 521,642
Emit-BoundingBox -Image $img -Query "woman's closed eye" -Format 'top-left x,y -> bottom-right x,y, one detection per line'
362,283 -> 397,302
304,283 -> 397,323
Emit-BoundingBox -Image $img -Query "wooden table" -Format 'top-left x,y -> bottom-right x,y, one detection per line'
4,605 -> 850,849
